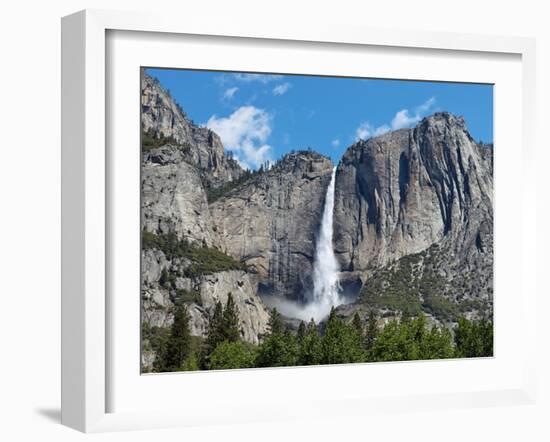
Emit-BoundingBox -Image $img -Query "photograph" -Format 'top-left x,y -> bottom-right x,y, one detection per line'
140,67 -> 494,373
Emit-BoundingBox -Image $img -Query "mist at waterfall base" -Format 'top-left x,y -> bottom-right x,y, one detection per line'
264,168 -> 348,323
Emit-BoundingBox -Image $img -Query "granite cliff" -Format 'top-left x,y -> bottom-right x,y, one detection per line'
141,72 -> 243,188
334,113 -> 493,322
210,151 -> 334,300
140,73 -> 493,371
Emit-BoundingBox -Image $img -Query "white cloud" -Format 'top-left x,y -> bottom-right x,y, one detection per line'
355,122 -> 389,140
391,97 -> 437,130
233,73 -> 283,84
355,123 -> 372,140
272,82 -> 291,96
391,109 -> 419,130
205,106 -> 273,170
416,96 -> 436,114
331,138 -> 340,148
222,87 -> 238,100
355,97 -> 436,141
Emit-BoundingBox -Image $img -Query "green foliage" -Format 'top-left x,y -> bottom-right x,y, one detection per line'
360,254 -> 424,316
141,322 -> 171,373
209,341 -> 256,370
205,169 -> 259,203
364,311 -> 379,351
256,331 -> 299,367
201,295 -> 242,368
296,321 -> 307,343
297,319 -> 322,365
368,315 -> 455,362
146,300 -> 492,373
267,308 -> 285,336
180,353 -> 200,371
204,301 -> 224,363
142,230 -> 246,277
155,301 -> 192,372
358,245 -> 476,322
454,317 -> 493,358
352,312 -> 363,336
175,288 -> 202,306
420,326 -> 456,360
159,268 -> 176,289
141,130 -> 191,152
321,308 -> 365,364
222,293 -> 240,343
421,292 -> 458,321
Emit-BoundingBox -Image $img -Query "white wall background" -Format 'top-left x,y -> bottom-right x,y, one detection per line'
0,1 -> 547,441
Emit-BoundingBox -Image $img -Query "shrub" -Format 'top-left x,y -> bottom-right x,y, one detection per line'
141,127 -> 194,153
421,292 -> 458,322
209,341 -> 256,370
454,317 -> 493,358
256,331 -> 299,367
205,169 -> 259,203
368,316 -> 454,362
175,289 -> 202,305
320,308 -> 364,364
142,230 -> 245,276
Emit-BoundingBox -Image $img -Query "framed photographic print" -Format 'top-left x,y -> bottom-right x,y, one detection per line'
61,9 -> 537,432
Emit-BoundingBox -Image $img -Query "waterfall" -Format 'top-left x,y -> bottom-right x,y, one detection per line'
310,167 -> 342,317
261,167 -> 343,322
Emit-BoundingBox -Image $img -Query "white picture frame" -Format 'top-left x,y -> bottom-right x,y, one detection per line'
61,9 -> 537,433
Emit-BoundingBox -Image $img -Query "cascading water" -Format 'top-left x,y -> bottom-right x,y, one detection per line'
261,167 -> 343,322
309,167 -> 342,318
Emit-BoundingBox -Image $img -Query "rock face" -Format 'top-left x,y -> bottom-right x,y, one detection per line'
195,271 -> 270,343
333,112 -> 493,319
140,69 -> 493,354
142,154 -> 216,245
210,151 -> 334,301
141,72 -> 243,188
334,112 -> 492,269
140,72 -> 271,366
141,247 -> 269,343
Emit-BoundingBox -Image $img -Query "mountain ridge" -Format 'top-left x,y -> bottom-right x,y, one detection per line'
140,73 -> 493,372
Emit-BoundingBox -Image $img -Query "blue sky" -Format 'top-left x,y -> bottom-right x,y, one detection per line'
146,68 -> 493,170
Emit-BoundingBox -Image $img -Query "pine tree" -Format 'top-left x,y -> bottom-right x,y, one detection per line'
352,312 -> 363,336
160,301 -> 192,371
204,300 -> 224,358
364,311 -> 378,352
256,329 -> 299,367
321,308 -> 364,364
297,321 -> 307,343
159,268 -> 170,288
454,317 -> 493,358
400,308 -> 412,324
209,341 -> 256,370
298,319 -> 322,365
267,308 -> 284,336
222,293 -> 240,343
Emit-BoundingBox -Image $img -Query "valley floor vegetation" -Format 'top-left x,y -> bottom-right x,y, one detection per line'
142,293 -> 493,373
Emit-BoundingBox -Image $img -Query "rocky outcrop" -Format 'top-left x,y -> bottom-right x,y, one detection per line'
141,248 -> 269,343
194,271 -> 270,343
210,151 -> 334,301
333,112 -> 493,319
142,156 -> 216,245
141,72 -> 243,188
334,112 -> 492,269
